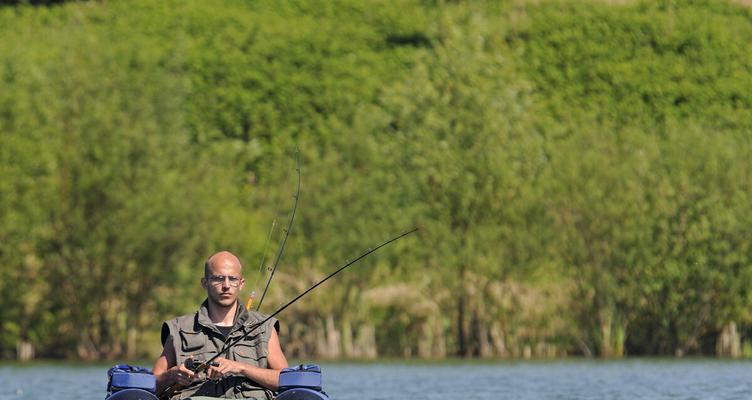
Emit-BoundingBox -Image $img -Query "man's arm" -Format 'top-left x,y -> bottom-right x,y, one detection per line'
208,328 -> 289,391
153,336 -> 195,396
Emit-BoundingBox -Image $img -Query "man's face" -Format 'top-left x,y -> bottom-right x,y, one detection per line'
201,259 -> 244,308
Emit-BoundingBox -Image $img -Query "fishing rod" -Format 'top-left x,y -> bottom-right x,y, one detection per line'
161,154 -> 299,400
255,150 -> 300,311
182,227 -> 418,380
160,227 -> 418,399
246,218 -> 277,310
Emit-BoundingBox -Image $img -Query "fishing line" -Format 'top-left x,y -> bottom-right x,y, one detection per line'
247,217 -> 277,311
255,150 -> 300,311
195,228 -> 417,375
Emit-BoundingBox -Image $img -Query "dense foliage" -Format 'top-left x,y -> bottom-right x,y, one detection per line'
1,0 -> 751,360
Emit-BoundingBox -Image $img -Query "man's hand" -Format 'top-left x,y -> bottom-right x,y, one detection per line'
153,340 -> 197,396
207,357 -> 246,380
166,363 -> 196,387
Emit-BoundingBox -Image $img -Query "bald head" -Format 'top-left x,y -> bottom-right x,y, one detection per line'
204,251 -> 243,277
202,251 -> 245,309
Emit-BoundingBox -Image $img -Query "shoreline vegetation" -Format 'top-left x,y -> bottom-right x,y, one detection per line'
3,355 -> 751,367
2,0 -> 752,361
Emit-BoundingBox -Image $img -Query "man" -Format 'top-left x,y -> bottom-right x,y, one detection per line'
153,251 -> 288,399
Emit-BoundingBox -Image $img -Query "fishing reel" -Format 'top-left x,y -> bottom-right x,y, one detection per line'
184,357 -> 219,381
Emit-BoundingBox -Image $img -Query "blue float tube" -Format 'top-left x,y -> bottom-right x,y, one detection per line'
106,388 -> 159,400
105,364 -> 331,400
276,387 -> 330,400
106,365 -> 158,400
276,364 -> 329,400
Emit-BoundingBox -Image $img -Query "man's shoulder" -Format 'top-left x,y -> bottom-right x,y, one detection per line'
161,311 -> 200,346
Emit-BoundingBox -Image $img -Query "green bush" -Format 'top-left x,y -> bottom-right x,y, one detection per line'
1,0 -> 751,359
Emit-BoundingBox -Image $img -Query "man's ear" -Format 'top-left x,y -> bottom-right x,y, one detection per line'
200,277 -> 207,290
239,278 -> 245,290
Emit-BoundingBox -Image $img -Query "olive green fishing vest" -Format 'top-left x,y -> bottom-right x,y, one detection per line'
161,300 -> 279,400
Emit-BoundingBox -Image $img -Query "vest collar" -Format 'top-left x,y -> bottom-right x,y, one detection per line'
196,299 -> 250,335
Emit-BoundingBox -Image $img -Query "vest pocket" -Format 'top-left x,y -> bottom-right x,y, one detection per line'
232,341 -> 268,368
179,330 -> 206,353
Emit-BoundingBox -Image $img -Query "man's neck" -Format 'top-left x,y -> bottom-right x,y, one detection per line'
207,300 -> 237,327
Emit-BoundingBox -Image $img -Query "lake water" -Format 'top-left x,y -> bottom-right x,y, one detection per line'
0,359 -> 750,399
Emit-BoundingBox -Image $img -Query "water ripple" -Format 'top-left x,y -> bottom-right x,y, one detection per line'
0,359 -> 750,400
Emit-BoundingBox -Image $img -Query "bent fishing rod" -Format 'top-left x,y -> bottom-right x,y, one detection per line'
255,150 -> 300,311
194,227 -> 418,374
160,227 -> 418,398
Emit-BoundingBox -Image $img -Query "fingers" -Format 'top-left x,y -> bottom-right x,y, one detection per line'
207,364 -> 229,380
206,358 -> 237,380
207,365 -> 225,380
172,365 -> 196,387
178,364 -> 196,378
174,373 -> 191,387
207,365 -> 221,380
